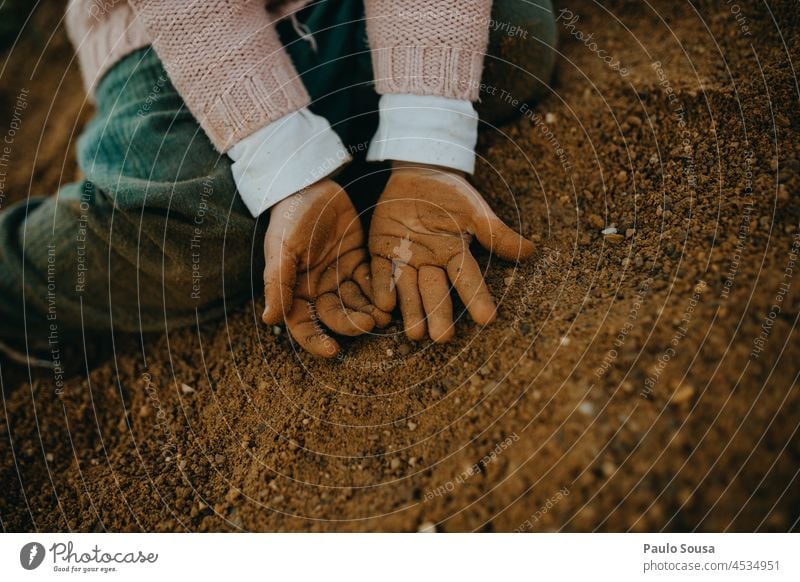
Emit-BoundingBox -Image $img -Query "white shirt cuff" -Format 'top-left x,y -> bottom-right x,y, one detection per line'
366,94 -> 478,174
228,108 -> 351,217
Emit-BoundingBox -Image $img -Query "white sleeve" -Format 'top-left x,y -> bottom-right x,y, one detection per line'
227,108 -> 351,217
366,94 -> 479,174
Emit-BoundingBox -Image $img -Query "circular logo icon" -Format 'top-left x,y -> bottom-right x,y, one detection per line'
20,542 -> 45,570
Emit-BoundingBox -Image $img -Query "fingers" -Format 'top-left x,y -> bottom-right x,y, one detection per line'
262,245 -> 297,325
394,263 -> 427,341
352,265 -> 392,328
370,256 -> 396,312
285,298 -> 340,358
316,292 -> 375,336
473,214 -> 535,262
447,252 -> 497,326
418,266 -> 454,343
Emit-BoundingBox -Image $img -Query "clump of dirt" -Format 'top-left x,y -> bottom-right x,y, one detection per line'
1,0 -> 799,532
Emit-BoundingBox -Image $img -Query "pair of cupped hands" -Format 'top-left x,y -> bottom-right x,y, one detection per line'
262,161 -> 534,357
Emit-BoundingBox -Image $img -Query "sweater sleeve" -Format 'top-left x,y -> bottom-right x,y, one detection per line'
364,0 -> 492,101
127,0 -> 310,152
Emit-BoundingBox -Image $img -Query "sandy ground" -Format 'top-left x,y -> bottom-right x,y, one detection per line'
1,0 -> 799,532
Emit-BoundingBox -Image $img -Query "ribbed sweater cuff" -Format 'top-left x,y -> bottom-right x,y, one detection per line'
67,4 -> 151,96
372,46 -> 485,102
203,63 -> 311,152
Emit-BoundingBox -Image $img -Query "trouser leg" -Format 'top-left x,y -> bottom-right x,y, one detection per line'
0,47 -> 262,344
477,0 -> 558,124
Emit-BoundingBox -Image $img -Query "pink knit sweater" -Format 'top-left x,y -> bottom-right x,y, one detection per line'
65,0 -> 491,152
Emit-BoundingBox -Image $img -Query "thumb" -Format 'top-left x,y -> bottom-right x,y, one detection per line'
472,208 -> 535,262
262,241 -> 298,325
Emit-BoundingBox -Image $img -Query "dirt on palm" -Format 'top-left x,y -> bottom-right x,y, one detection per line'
1,0 -> 799,532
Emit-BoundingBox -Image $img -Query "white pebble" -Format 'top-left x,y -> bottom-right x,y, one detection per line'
181,383 -> 195,394
545,112 -> 557,124
417,521 -> 437,533
578,402 -> 595,416
601,226 -> 618,235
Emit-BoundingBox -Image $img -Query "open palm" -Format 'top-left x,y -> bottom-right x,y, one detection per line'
369,163 -> 534,342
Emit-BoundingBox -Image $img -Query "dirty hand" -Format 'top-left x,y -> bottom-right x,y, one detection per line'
262,178 -> 390,358
369,162 -> 534,342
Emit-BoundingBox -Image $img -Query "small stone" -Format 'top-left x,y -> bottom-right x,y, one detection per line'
616,170 -> 628,184
390,458 -> 402,470
605,233 -> 625,244
601,226 -> 618,235
138,405 -> 151,418
670,385 -> 695,405
197,501 -> 208,511
601,461 -> 617,477
272,326 -> 282,336
478,365 -> 490,377
578,402 -> 595,416
418,521 -> 437,533
386,348 -> 394,357
559,336 -> 570,346
45,452 -> 54,462
398,344 -> 411,356
407,421 -> 418,431
626,115 -> 642,127
408,457 -> 418,467
180,383 -> 195,394
625,228 -> 636,238
545,112 -> 557,124
302,418 -> 310,425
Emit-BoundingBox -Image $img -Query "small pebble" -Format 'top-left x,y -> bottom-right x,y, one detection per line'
272,326 -> 282,336
407,421 -> 418,431
601,226 -> 618,235
386,349 -> 394,357
670,385 -> 695,405
578,402 -> 595,416
45,452 -> 54,462
605,233 -> 625,244
181,383 -> 195,394
390,458 -> 402,470
559,336 -> 570,346
418,521 -> 437,533
602,461 -> 617,477
545,112 -> 557,124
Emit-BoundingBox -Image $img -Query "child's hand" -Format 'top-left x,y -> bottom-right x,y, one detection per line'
369,163 -> 534,342
262,178 -> 390,357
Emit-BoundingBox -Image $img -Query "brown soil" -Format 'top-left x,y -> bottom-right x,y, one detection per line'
1,0 -> 799,532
